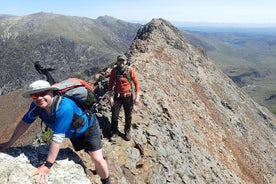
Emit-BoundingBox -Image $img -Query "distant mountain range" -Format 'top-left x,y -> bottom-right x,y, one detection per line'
175,22 -> 276,35
0,12 -> 275,115
181,27 -> 276,115
0,12 -> 140,95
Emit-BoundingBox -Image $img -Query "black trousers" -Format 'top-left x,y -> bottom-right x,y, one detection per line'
111,95 -> 133,132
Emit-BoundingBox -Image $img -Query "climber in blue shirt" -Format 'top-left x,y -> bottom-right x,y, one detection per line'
23,97 -> 91,140
0,80 -> 110,184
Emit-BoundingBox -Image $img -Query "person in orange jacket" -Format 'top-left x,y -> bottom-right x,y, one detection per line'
108,54 -> 140,141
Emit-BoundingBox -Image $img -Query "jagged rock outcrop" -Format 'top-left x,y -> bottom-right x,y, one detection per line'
0,145 -> 91,184
0,18 -> 275,184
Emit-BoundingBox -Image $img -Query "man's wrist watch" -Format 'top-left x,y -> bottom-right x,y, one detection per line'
44,161 -> 53,169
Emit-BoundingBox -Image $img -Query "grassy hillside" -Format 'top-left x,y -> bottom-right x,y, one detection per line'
181,28 -> 276,115
0,13 -> 140,95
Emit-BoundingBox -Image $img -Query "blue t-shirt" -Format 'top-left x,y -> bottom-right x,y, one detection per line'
22,97 -> 94,140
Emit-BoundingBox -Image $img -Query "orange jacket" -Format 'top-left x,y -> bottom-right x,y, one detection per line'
108,66 -> 140,93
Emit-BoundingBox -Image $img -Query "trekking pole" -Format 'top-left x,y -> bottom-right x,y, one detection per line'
34,61 -> 56,85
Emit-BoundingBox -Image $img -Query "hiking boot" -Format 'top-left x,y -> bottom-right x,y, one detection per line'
124,130 -> 131,141
110,130 -> 119,139
101,176 -> 111,184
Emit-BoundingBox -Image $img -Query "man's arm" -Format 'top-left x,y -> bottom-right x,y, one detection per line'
0,120 -> 31,152
134,91 -> 140,105
46,140 -> 61,164
108,68 -> 116,92
31,140 -> 61,183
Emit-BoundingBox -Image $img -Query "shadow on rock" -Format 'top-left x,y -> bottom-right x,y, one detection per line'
4,145 -> 86,170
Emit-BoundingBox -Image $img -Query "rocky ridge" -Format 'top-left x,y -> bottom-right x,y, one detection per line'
0,18 -> 275,184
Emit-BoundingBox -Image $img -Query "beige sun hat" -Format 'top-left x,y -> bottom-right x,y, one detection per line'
22,80 -> 59,98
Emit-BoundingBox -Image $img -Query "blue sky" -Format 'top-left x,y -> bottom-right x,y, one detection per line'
0,0 -> 275,24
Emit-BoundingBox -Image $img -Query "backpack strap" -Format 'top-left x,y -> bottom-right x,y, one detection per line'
125,66 -> 132,83
125,66 -> 133,91
37,94 -> 91,139
52,95 -> 63,121
53,95 -> 93,139
35,95 -> 62,132
114,66 -> 133,90
115,66 -> 132,83
35,106 -> 46,132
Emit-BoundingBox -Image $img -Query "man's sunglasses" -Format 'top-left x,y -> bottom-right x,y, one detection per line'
31,90 -> 50,99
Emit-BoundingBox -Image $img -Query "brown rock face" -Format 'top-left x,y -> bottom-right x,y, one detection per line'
103,18 -> 275,184
0,18 -> 275,184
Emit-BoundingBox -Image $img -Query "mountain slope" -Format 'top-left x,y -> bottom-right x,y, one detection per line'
0,12 -> 140,95
182,30 -> 276,115
103,18 -> 275,183
0,18 -> 275,184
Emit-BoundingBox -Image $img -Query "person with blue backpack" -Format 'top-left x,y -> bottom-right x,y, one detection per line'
0,80 -> 111,184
